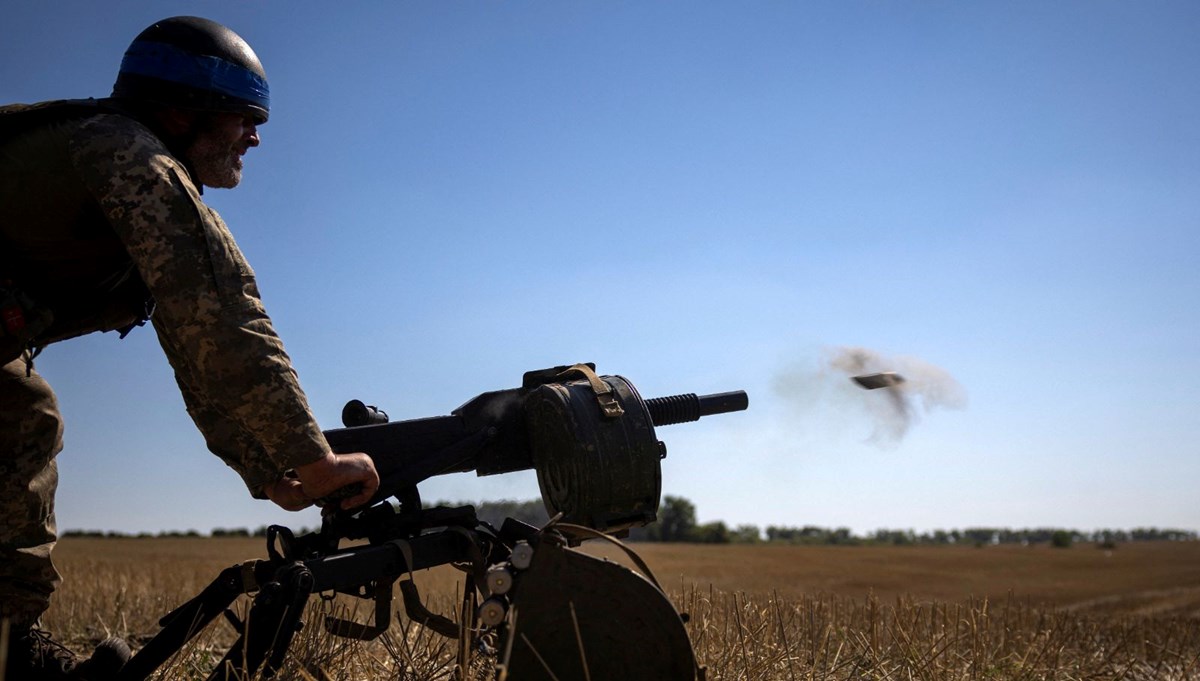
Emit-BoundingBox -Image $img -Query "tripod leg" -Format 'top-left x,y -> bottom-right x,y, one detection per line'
116,565 -> 248,681
207,563 -> 314,681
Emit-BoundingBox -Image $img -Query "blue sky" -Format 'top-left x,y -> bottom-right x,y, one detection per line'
4,2 -> 1197,535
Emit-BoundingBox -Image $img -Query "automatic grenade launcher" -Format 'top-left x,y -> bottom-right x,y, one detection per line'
115,363 -> 748,681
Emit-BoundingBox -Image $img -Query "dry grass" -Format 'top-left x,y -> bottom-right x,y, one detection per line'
35,538 -> 1200,680
681,589 -> 1200,680
598,541 -> 1200,616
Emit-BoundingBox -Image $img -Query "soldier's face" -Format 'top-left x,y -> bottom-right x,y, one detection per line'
187,113 -> 260,189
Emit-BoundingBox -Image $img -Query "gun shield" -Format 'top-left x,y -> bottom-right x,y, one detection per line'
502,538 -> 696,680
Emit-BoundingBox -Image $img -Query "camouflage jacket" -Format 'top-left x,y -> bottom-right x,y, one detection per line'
0,104 -> 329,495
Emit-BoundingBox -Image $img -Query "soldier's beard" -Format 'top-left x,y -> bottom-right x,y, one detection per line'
187,135 -> 244,189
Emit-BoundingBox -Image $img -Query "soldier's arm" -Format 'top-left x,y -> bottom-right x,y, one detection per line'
161,334 -> 283,498
69,114 -> 376,507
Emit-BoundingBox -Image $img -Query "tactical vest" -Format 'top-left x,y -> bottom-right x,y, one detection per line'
0,99 -> 154,363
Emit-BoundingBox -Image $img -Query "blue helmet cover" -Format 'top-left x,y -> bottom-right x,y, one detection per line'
119,39 -> 270,114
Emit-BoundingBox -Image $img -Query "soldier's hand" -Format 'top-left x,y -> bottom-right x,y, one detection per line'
263,475 -> 312,511
294,451 -> 380,510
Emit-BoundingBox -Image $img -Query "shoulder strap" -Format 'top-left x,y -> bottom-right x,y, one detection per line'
0,98 -> 126,143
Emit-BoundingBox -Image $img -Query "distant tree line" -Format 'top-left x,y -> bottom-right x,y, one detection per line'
437,498 -> 549,529
623,497 -> 1197,547
62,527 -> 280,539
61,496 -> 1197,547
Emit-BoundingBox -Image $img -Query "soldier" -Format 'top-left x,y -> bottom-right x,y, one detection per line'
0,16 -> 380,680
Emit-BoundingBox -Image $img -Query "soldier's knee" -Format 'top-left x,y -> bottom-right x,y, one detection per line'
1,360 -> 64,465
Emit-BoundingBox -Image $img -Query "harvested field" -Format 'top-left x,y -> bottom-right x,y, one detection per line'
596,541 -> 1200,616
35,538 -> 1200,679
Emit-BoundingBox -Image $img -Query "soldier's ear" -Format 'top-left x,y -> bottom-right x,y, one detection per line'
154,106 -> 198,136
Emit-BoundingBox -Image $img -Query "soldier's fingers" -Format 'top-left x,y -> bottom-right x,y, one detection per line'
282,497 -> 314,512
267,484 -> 314,511
334,473 -> 377,509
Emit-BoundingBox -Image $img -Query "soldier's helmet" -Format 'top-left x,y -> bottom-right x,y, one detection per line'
111,16 -> 270,124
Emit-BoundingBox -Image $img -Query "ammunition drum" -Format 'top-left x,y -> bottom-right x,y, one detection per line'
524,373 -> 661,532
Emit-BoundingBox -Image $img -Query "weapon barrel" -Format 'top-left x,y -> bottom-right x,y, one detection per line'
645,390 -> 748,426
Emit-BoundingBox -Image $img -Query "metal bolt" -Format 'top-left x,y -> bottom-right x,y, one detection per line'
486,565 -> 514,595
510,541 -> 534,570
477,598 -> 507,628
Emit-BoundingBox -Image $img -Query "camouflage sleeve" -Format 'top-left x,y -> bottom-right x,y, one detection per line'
164,351 -> 280,498
67,114 -> 330,491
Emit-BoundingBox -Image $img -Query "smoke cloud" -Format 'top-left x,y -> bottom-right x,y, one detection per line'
774,346 -> 966,446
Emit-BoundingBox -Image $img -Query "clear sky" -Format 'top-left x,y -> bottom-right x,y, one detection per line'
3,2 -> 1197,536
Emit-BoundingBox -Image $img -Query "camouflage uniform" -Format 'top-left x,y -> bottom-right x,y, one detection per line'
0,106 -> 331,627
